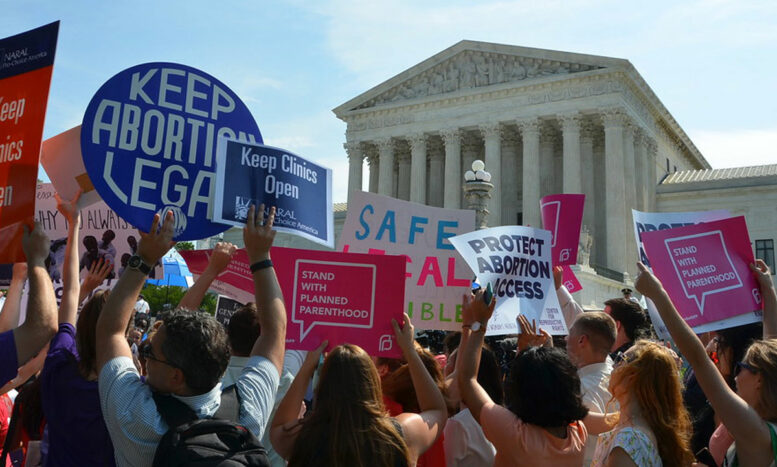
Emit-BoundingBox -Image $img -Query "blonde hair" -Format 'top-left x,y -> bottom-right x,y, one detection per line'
743,339 -> 777,422
609,340 -> 694,466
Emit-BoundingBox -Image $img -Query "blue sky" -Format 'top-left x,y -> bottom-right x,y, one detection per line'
4,0 -> 776,202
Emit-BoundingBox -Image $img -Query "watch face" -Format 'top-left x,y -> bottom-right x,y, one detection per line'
129,256 -> 141,268
471,322 -> 482,332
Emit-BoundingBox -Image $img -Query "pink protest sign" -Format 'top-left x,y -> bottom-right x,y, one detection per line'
540,194 -> 585,266
641,216 -> 762,328
181,247 -> 407,357
562,266 -> 582,293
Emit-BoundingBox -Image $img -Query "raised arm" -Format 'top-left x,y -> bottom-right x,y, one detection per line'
393,312 -> 448,460
96,212 -> 174,371
13,222 -> 58,365
634,262 -> 771,464
56,190 -> 82,326
0,263 -> 27,333
554,265 -> 583,328
457,291 -> 495,424
244,205 -> 287,374
751,260 -> 777,339
78,258 -> 112,305
270,340 -> 326,459
177,242 -> 236,311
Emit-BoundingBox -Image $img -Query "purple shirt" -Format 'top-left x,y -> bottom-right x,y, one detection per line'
0,329 -> 18,385
40,324 -> 115,466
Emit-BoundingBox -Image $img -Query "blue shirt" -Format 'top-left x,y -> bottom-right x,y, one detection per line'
99,355 -> 279,467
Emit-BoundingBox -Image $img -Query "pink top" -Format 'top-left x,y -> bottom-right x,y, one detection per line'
480,403 -> 587,467
709,423 -> 735,467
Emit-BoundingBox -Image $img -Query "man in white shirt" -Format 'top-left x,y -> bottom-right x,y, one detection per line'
565,311 -> 618,466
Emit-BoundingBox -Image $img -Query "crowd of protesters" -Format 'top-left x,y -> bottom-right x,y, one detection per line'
0,190 -> 775,467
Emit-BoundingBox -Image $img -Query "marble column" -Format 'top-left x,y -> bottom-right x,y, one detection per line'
500,128 -> 520,224
559,113 -> 582,194
428,146 -> 445,207
409,133 -> 427,204
396,152 -> 411,201
344,141 -> 363,206
367,147 -> 379,194
377,138 -> 395,197
441,128 -> 462,209
460,133 -> 479,208
518,118 -> 541,228
622,122 -> 638,278
647,139 -> 658,211
580,121 -> 596,233
602,109 -> 628,275
633,129 -> 647,211
480,123 -> 502,225
540,125 -> 557,197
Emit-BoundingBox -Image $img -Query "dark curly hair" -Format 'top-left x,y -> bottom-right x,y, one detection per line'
160,310 -> 230,394
506,346 -> 588,427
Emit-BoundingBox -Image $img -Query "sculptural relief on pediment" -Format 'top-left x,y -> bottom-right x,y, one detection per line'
355,51 -> 605,110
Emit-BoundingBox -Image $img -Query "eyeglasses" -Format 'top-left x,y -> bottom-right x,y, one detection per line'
140,344 -> 180,369
736,361 -> 759,374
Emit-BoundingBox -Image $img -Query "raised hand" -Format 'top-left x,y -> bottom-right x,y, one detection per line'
391,312 -> 416,356
55,189 -> 82,225
206,242 -> 237,274
750,260 -> 774,291
137,211 -> 176,265
516,314 -> 549,351
461,288 -> 495,326
634,262 -> 665,299
22,221 -> 50,267
244,205 -> 276,263
80,258 -> 113,303
553,265 -> 563,290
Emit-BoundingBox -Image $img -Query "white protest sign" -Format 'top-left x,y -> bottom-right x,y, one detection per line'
449,225 -> 567,336
338,191 -> 475,331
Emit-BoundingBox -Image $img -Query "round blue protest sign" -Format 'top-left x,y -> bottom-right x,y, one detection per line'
81,62 -> 262,240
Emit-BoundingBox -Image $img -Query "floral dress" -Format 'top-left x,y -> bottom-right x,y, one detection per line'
591,426 -> 662,467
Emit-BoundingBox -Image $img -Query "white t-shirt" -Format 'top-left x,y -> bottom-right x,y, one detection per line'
133,298 -> 150,315
579,357 -> 617,466
444,408 -> 496,467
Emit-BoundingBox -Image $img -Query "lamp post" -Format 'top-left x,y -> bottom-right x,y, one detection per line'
463,159 -> 494,230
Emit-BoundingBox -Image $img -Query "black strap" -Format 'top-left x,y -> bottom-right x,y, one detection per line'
214,384 -> 241,422
153,385 -> 242,429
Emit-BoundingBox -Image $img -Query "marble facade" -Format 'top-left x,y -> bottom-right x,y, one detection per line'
335,40 -> 709,289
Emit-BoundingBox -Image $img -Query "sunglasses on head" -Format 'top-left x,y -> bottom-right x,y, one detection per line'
736,361 -> 758,374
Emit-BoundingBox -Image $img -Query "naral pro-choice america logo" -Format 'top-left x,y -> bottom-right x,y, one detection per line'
81,62 -> 261,240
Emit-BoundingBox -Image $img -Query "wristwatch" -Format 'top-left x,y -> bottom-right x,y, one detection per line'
128,255 -> 152,275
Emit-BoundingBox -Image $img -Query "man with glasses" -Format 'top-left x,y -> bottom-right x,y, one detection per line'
96,206 -> 286,466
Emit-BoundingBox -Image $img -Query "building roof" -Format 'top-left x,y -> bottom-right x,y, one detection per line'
662,164 -> 777,184
658,163 -> 777,193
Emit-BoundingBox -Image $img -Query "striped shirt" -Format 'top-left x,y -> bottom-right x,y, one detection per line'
98,355 -> 279,467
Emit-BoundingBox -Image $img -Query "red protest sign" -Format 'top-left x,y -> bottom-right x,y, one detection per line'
181,247 -> 407,357
641,216 -> 762,329
540,194 -> 585,266
0,22 -> 59,262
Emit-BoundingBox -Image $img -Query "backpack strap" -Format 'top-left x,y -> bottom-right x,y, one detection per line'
214,384 -> 241,422
152,392 -> 198,429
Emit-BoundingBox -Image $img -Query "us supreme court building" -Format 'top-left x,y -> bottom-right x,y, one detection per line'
224,40 -> 777,309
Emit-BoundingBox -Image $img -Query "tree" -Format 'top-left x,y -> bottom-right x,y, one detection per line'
174,241 -> 195,251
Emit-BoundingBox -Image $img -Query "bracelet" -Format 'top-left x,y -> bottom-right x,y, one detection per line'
250,259 -> 273,273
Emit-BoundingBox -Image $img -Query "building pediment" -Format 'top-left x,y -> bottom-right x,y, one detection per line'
334,41 -> 626,115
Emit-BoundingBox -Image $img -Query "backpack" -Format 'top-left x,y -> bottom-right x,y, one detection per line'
152,385 -> 270,467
